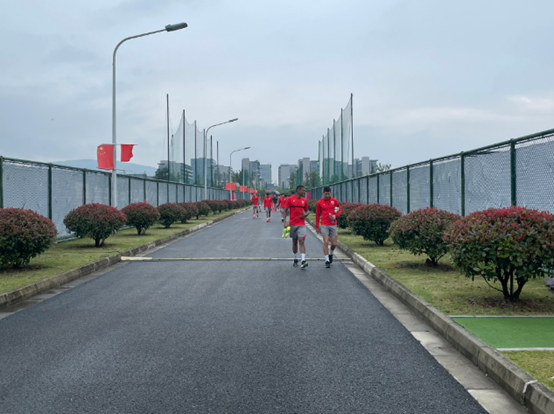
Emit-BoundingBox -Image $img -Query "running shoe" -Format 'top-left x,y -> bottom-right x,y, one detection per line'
301,260 -> 308,269
329,254 -> 333,264
267,218 -> 270,222
325,260 -> 330,268
253,215 -> 256,219
293,259 -> 299,267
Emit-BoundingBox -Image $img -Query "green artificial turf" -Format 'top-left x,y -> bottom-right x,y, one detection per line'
453,317 -> 554,349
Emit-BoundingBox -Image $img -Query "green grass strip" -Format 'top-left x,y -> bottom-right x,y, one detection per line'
453,317 -> 554,348
502,351 -> 554,391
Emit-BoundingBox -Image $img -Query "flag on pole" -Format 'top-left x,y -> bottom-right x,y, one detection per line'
97,145 -> 114,170
120,144 -> 135,162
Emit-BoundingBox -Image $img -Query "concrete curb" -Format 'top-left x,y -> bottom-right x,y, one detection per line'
0,208 -> 248,311
306,219 -> 554,414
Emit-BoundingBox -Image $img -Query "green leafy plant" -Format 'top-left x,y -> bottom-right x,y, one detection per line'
444,206 -> 554,301
121,202 -> 160,235
64,203 -> 126,247
157,203 -> 186,228
348,203 -> 402,245
177,202 -> 194,223
389,207 -> 460,266
337,203 -> 363,229
0,208 -> 57,268
195,202 -> 211,219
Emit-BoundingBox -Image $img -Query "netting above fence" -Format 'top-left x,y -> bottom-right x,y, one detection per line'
309,127 -> 554,218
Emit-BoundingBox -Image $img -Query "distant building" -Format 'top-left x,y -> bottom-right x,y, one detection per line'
278,164 -> 297,190
354,157 -> 378,176
260,164 -> 272,189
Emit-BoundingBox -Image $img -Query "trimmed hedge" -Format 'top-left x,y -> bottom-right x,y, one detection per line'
64,203 -> 126,247
122,202 -> 160,235
178,202 -> 196,223
157,203 -> 186,228
389,207 -> 460,266
0,208 -> 57,268
348,203 -> 402,245
195,202 -> 211,218
337,203 -> 364,229
444,206 -> 554,301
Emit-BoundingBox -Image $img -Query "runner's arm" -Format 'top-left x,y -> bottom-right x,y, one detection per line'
315,201 -> 321,229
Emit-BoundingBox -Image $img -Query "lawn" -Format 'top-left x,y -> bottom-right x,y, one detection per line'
338,229 -> 554,316
452,317 -> 554,349
501,351 -> 554,391
0,209 -> 243,295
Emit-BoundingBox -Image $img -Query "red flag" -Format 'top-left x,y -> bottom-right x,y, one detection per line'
225,183 -> 237,190
121,144 -> 135,162
97,145 -> 114,170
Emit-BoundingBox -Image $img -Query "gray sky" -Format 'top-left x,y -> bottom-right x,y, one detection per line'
2,0 -> 554,183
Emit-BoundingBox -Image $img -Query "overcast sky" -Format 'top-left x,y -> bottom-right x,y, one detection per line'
2,0 -> 554,183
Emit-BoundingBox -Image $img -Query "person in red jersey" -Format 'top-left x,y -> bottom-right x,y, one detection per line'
263,194 -> 273,222
278,193 -> 287,222
283,185 -> 309,269
251,194 -> 259,218
315,186 -> 342,268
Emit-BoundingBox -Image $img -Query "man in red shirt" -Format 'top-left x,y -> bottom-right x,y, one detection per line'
278,193 -> 287,222
251,194 -> 259,219
315,186 -> 342,268
263,194 -> 273,222
283,185 -> 310,269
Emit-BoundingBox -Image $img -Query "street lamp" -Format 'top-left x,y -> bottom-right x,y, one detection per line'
229,147 -> 250,200
204,118 -> 238,200
111,22 -> 188,207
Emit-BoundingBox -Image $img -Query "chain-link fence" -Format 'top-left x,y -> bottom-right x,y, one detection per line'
0,157 -> 233,238
310,128 -> 554,216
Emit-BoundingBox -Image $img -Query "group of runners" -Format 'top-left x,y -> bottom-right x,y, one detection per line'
251,185 -> 342,269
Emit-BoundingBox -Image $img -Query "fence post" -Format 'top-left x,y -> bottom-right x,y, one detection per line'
390,171 -> 393,207
157,182 -> 160,206
83,169 -> 87,205
511,140 -> 517,206
366,175 -> 370,204
167,182 -> 169,203
108,172 -> 112,207
461,152 -> 465,216
0,157 -> 3,208
357,178 -> 361,203
376,174 -> 380,204
429,160 -> 434,208
144,179 -> 146,202
48,164 -> 53,220
407,166 -> 410,213
128,177 -> 131,205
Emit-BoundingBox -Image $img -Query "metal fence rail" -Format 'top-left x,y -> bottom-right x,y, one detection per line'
0,157 -> 233,237
311,128 -> 554,216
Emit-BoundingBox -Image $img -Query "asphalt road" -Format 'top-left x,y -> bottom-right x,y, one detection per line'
0,210 -> 486,413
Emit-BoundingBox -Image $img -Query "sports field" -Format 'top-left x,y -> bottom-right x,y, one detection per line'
452,317 -> 554,349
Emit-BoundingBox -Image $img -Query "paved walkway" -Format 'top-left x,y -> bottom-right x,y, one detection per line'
0,211 -> 490,413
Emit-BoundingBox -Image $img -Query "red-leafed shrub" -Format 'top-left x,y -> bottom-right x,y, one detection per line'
202,200 -> 219,214
122,202 -> 160,235
389,207 -> 461,266
337,203 -> 364,229
64,203 -> 126,247
0,208 -> 57,268
195,202 -> 211,218
348,203 -> 402,245
157,203 -> 185,228
308,200 -> 317,213
221,200 -> 233,210
178,203 -> 196,223
444,206 -> 554,301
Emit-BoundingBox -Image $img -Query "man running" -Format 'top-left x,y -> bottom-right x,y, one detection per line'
263,193 -> 273,222
251,194 -> 259,218
315,186 -> 342,268
278,193 -> 287,222
283,185 -> 309,269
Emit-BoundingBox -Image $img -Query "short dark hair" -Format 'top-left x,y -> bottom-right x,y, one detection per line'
323,186 -> 331,192
296,185 -> 305,192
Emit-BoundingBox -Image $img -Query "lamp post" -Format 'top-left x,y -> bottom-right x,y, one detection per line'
229,147 -> 250,200
111,22 -> 187,207
204,118 -> 238,200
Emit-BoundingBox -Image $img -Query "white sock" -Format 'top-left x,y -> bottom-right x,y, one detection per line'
329,251 -> 334,257
294,254 -> 298,260
325,255 -> 329,261
301,253 -> 305,261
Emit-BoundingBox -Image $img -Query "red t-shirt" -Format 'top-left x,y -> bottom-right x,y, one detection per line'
278,196 -> 287,208
315,197 -> 342,228
251,196 -> 259,206
263,196 -> 273,208
285,196 -> 308,226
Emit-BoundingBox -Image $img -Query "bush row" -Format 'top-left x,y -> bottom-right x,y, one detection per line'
0,199 -> 250,268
